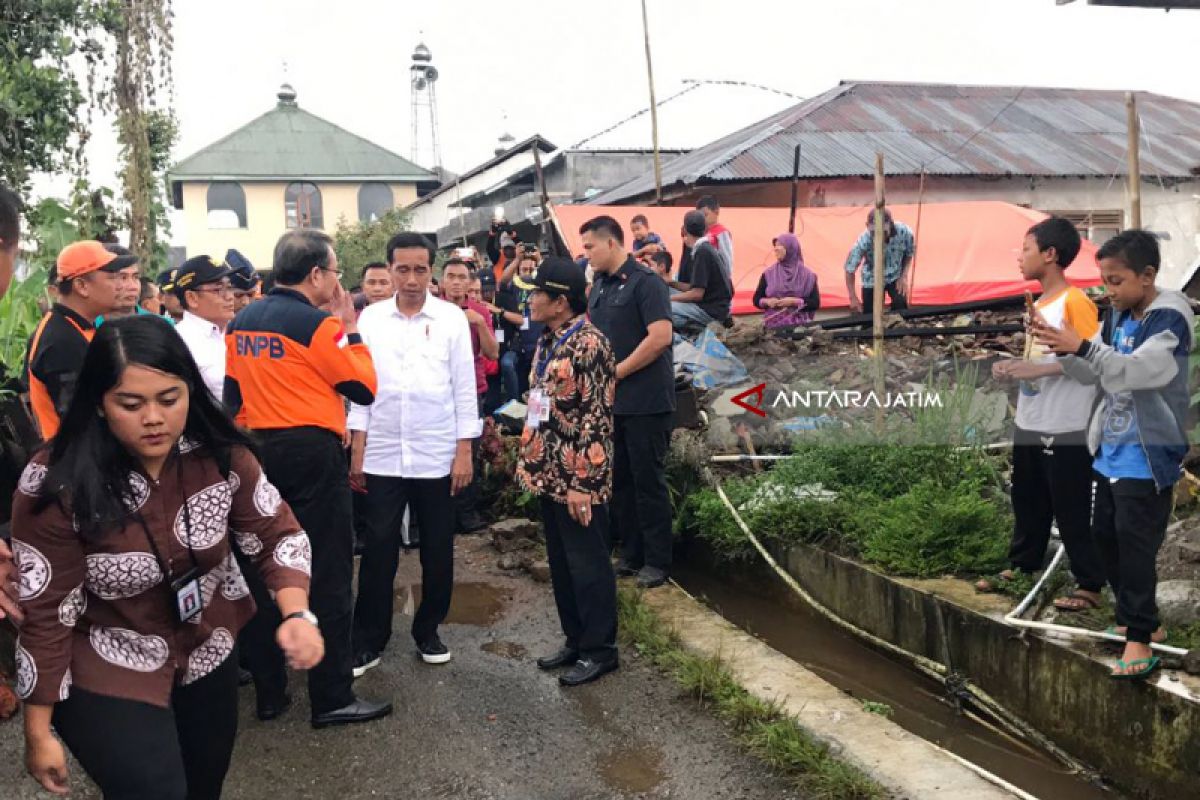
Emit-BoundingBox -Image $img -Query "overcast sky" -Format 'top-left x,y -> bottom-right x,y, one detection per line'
32,0 -> 1200,218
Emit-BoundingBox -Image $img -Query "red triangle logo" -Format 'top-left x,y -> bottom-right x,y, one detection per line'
731,383 -> 767,418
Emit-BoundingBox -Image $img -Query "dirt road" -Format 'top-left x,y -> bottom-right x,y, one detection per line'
0,535 -> 800,800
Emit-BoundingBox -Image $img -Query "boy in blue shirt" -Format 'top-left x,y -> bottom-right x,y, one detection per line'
1036,230 -> 1194,680
630,214 -> 664,263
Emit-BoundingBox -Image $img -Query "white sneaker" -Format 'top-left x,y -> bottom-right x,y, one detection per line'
352,653 -> 381,678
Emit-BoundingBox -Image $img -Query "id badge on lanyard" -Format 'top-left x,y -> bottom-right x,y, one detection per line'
172,567 -> 203,623
526,389 -> 551,430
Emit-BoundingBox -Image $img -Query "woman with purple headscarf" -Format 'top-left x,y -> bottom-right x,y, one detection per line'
752,233 -> 820,330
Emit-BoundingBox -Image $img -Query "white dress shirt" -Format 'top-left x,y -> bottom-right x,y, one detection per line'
176,310 -> 226,403
347,294 -> 482,478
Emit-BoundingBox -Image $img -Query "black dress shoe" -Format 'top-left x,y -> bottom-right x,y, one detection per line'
536,647 -> 579,670
614,559 -> 640,578
311,697 -> 393,729
559,658 -> 619,687
636,566 -> 668,589
238,668 -> 254,687
256,692 -> 291,722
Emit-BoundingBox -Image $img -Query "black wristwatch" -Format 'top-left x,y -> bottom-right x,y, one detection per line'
283,610 -> 318,626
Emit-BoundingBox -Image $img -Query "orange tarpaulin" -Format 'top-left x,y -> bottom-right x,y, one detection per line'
552,201 -> 1102,314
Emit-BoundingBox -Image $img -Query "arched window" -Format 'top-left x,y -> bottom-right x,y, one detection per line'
284,182 -> 323,229
358,182 -> 394,222
206,182 -> 247,229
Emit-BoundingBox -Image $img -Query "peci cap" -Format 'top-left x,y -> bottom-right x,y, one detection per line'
174,255 -> 233,295
513,256 -> 586,303
56,240 -> 139,281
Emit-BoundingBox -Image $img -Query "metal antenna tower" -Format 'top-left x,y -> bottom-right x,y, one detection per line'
410,41 -> 442,169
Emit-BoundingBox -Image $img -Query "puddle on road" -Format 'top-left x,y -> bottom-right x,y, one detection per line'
481,640 -> 527,660
395,582 -> 510,625
597,746 -> 665,795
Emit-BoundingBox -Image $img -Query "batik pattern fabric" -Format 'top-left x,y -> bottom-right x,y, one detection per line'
516,318 -> 616,503
11,444 -> 310,708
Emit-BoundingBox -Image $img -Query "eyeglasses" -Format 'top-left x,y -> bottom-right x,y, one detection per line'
192,285 -> 234,298
321,267 -> 344,279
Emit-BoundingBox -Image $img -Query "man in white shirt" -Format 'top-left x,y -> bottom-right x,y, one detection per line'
173,255 -> 235,402
349,232 -> 480,672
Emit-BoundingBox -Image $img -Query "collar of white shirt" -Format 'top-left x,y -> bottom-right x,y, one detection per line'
179,310 -> 224,338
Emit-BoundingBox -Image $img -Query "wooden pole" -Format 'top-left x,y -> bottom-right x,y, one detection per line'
641,0 -> 663,204
1126,91 -> 1141,229
532,145 -> 555,254
788,144 -> 802,233
873,153 -> 886,433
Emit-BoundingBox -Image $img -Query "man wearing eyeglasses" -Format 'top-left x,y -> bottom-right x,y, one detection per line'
224,228 -> 391,729
174,255 -> 237,403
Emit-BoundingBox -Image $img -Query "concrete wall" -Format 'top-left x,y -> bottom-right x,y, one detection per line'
651,176 -> 1200,288
179,180 -> 418,271
756,540 -> 1200,800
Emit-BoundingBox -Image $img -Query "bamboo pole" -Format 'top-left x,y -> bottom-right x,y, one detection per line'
641,0 -> 663,204
1126,92 -> 1141,229
788,144 -> 801,233
873,153 -> 886,433
532,145 -> 554,254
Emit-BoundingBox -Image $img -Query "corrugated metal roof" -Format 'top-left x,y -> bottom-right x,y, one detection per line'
171,92 -> 435,182
591,81 -> 1200,204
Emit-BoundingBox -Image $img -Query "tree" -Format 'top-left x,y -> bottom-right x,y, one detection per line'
92,0 -> 174,269
0,0 -> 89,190
332,208 -> 411,288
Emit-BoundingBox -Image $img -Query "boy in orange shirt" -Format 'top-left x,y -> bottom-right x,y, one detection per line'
988,218 -> 1105,611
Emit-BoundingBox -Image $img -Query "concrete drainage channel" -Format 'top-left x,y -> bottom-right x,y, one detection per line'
668,560 -> 1114,800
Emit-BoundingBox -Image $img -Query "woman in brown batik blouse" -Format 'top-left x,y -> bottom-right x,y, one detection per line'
12,315 -> 323,800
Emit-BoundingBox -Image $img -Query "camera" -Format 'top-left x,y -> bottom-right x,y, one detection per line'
521,243 -> 538,255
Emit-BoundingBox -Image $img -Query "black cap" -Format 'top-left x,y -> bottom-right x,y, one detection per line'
101,243 -> 141,272
225,248 -> 260,290
477,268 -> 496,289
156,268 -> 178,291
513,256 -> 586,302
174,255 -> 233,294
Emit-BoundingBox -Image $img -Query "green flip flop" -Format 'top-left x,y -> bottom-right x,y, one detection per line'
1111,656 -> 1161,681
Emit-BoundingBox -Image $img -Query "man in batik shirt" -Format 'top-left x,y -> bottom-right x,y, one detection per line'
514,257 -> 618,687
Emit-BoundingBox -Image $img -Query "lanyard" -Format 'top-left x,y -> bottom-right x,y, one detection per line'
534,319 -> 585,381
134,458 -> 200,583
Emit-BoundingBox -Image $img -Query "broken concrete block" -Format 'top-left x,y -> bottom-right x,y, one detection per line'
489,518 -> 540,541
527,560 -> 552,583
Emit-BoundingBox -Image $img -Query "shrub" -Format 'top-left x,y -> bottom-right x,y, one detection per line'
860,479 -> 1010,577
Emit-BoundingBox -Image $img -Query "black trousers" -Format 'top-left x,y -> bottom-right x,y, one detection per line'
353,474 -> 455,651
231,546 -> 286,702
861,281 -> 908,313
53,653 -> 238,800
1092,473 -> 1173,644
256,427 -> 355,714
614,412 -> 674,571
452,395 -> 485,532
542,497 -> 618,662
1009,427 -> 1105,591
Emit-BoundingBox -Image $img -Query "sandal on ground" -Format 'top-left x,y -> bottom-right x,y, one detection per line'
1111,656 -> 1161,681
1104,626 -> 1168,644
975,569 -> 1016,592
1053,590 -> 1101,612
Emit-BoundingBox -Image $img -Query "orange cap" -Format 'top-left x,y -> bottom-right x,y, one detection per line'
56,241 -> 137,281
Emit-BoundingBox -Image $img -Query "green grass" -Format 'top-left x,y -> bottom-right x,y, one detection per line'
618,589 -> 884,800
682,440 -> 1013,579
859,701 -> 894,718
